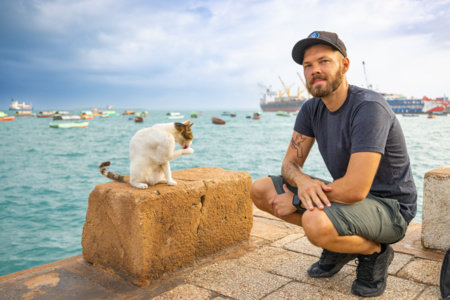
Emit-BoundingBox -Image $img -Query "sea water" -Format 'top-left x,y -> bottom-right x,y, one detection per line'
0,111 -> 448,276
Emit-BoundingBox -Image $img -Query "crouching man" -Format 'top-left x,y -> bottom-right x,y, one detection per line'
251,31 -> 417,297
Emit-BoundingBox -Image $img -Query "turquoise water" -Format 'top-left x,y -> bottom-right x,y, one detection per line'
0,111 -> 448,276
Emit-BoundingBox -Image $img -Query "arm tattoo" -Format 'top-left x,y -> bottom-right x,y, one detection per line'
282,161 -> 301,187
290,134 -> 307,159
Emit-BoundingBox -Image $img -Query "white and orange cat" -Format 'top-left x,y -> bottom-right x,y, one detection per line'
99,120 -> 194,189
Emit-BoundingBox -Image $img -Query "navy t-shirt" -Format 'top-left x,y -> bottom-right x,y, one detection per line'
294,85 -> 417,223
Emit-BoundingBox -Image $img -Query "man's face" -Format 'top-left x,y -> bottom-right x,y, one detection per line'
303,44 -> 346,98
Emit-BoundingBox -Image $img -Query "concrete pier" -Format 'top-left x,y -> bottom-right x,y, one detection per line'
422,166 -> 450,251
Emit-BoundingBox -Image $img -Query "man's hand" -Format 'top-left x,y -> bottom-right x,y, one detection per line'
296,177 -> 332,211
269,185 -> 297,218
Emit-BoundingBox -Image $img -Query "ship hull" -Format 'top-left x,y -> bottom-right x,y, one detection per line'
260,100 -> 304,112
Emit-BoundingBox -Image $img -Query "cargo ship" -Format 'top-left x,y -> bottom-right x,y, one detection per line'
383,93 -> 449,114
9,99 -> 32,111
260,75 -> 307,112
260,88 -> 306,112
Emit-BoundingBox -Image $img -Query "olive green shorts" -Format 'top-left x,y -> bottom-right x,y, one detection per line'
269,175 -> 408,244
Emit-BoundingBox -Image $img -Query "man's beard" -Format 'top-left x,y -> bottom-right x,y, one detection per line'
306,65 -> 344,98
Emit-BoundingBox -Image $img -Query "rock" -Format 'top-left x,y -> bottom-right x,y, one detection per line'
422,166 -> 450,250
81,167 -> 253,286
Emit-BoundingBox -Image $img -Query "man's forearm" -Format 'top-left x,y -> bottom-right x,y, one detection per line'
281,160 -> 307,187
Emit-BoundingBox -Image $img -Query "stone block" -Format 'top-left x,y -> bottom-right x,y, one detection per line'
81,167 -> 253,286
422,166 -> 450,250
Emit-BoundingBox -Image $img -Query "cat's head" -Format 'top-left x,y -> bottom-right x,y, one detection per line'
174,120 -> 194,149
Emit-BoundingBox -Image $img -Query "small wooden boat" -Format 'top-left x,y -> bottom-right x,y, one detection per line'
167,112 -> 184,120
134,116 -> 144,123
0,112 -> 14,121
211,117 -> 226,125
252,112 -> 261,120
122,110 -> 135,115
276,110 -> 290,117
49,121 -> 89,128
15,110 -> 36,117
37,111 -> 55,118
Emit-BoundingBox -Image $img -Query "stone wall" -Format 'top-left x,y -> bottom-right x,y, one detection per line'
82,167 -> 253,286
422,166 -> 450,251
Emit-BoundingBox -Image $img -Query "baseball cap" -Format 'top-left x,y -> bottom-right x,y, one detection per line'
292,31 -> 347,65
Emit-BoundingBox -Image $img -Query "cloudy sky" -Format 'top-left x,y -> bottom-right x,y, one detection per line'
1,0 -> 449,110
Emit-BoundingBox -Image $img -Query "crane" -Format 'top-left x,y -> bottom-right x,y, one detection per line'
297,72 -> 311,98
278,76 -> 292,97
362,61 -> 373,89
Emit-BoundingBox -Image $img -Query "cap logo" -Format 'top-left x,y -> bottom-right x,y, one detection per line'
309,32 -> 319,38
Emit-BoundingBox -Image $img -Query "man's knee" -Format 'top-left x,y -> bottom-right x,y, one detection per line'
250,177 -> 272,208
302,210 -> 337,247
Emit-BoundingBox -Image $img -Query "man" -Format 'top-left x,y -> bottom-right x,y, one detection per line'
250,31 -> 417,297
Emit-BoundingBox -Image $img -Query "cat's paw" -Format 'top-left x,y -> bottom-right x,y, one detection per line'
133,183 -> 148,189
183,148 -> 194,155
167,180 -> 177,186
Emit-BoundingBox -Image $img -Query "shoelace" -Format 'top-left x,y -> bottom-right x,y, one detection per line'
356,255 -> 376,281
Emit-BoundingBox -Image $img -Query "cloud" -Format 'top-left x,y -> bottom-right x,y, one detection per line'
1,0 -> 449,110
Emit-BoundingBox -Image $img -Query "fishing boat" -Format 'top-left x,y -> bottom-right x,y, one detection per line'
0,112 -> 15,121
190,111 -> 198,118
276,111 -> 290,117
15,110 -> 36,117
37,111 -> 55,118
122,110 -> 135,115
252,112 -> 261,120
166,112 -> 184,120
211,117 -> 226,125
80,110 -> 94,119
49,121 -> 89,128
9,99 -> 32,111
53,115 -> 82,121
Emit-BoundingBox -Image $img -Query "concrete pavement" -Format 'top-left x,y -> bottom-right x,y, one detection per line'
0,207 -> 445,299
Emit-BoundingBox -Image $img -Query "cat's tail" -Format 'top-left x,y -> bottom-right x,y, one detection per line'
99,161 -> 127,183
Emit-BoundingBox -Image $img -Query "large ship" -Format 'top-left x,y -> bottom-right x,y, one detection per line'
259,75 -> 307,112
9,99 -> 32,111
383,93 -> 449,114
260,88 -> 306,112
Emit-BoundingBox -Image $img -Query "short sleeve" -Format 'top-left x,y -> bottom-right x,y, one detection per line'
351,102 -> 393,154
294,100 -> 315,137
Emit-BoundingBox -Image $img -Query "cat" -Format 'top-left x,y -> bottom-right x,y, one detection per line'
99,120 -> 194,189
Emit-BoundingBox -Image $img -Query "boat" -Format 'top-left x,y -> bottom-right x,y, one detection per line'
260,76 -> 307,112
166,112 -> 184,120
53,115 -> 82,121
37,111 -> 55,118
190,111 -> 198,118
15,110 -> 36,117
211,117 -> 226,125
9,99 -> 32,111
122,110 -> 135,115
0,112 -> 15,121
252,112 -> 261,120
80,110 -> 94,119
276,110 -> 290,117
49,121 -> 89,128
134,116 -> 144,123
383,94 -> 449,114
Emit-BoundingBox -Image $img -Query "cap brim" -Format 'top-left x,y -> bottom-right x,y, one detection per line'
292,38 -> 338,65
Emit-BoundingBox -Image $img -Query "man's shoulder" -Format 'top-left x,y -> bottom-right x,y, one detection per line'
349,85 -> 384,102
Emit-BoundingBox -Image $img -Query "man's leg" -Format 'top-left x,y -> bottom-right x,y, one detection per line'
250,177 -> 302,226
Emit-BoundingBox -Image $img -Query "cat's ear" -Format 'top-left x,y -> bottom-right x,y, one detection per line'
188,123 -> 194,129
183,120 -> 190,126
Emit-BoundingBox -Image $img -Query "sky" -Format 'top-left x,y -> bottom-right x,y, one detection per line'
1,0 -> 449,111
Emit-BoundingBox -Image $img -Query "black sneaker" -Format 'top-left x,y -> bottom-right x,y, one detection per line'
351,244 -> 394,297
307,249 -> 357,278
